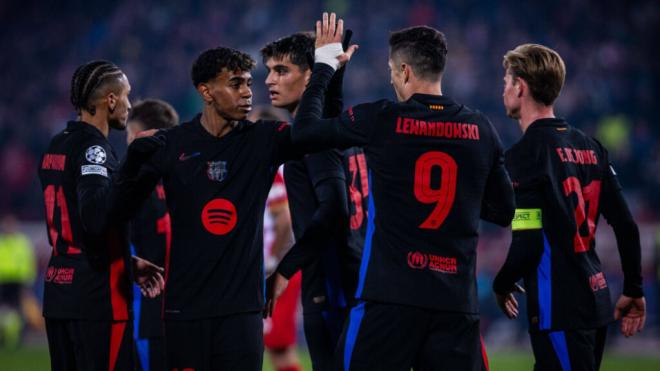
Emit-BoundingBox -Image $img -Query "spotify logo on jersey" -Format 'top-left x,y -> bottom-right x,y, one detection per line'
201,198 -> 237,235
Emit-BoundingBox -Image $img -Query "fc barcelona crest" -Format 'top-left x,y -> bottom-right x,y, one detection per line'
207,160 -> 228,182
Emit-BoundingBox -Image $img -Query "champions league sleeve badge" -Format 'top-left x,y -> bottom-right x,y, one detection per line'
207,160 -> 228,182
85,145 -> 107,164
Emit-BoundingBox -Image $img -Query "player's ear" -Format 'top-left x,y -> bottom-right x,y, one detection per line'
402,63 -> 411,84
197,83 -> 213,103
107,92 -> 117,113
304,68 -> 312,86
516,77 -> 525,98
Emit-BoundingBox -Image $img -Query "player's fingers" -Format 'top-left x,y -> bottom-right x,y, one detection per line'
316,20 -> 322,44
509,294 -> 518,309
630,317 -> 642,336
337,45 -> 359,66
322,12 -> 329,37
329,13 -> 336,38
336,19 -> 344,42
621,318 -> 631,337
640,313 -> 646,331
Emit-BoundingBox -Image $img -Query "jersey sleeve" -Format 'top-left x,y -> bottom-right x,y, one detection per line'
113,131 -> 170,223
75,139 -> 114,236
277,175 -> 349,279
291,63 -> 381,150
303,149 -> 346,187
597,145 -> 643,298
480,118 -> 515,226
492,141 -> 546,295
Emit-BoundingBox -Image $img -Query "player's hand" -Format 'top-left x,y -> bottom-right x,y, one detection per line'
132,255 -> 165,299
315,12 -> 358,68
614,295 -> 646,337
264,272 -> 289,318
495,283 -> 525,319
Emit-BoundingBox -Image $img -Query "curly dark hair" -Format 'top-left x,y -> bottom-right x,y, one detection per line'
191,47 -> 256,87
260,32 -> 315,70
389,26 -> 448,81
70,60 -> 124,115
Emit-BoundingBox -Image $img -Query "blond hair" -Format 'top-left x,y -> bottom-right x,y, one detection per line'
503,44 -> 566,106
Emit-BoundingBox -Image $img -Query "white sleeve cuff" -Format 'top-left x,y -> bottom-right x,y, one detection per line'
314,42 -> 343,71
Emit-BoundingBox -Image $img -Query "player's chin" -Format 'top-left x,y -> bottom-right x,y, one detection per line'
109,118 -> 128,131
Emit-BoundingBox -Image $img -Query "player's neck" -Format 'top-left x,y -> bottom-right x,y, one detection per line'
289,102 -> 299,118
200,109 -> 235,138
518,103 -> 555,133
80,111 -> 109,138
408,81 -> 442,99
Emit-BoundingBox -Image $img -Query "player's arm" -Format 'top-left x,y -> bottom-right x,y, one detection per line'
600,163 -> 643,298
276,155 -> 349,279
599,159 -> 646,336
111,133 -> 167,221
291,13 -> 370,150
481,120 -> 515,226
492,151 -> 544,318
75,140 -> 122,236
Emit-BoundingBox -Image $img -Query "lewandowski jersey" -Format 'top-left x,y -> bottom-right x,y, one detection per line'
134,115 -> 298,320
292,64 -> 515,313
130,184 -> 169,337
38,121 -> 132,321
494,118 -> 642,331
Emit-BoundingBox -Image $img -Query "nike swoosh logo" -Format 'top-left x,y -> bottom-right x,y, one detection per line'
178,152 -> 201,161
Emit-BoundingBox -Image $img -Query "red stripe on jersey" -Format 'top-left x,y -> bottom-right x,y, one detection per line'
109,321 -> 127,371
480,335 -> 490,371
159,213 -> 172,318
109,233 -> 128,320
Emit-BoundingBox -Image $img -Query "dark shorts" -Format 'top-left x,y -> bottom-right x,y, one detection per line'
336,301 -> 488,371
303,307 -> 349,371
135,335 -> 165,371
45,318 -> 133,371
164,311 -> 263,371
530,327 -> 607,371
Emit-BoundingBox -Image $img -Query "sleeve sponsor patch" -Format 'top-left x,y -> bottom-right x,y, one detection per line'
85,145 -> 107,164
81,164 -> 108,177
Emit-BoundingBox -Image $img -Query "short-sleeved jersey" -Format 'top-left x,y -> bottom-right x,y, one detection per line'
130,184 -> 169,337
138,115 -> 296,320
504,118 -> 623,331
38,121 -> 132,321
293,64 -> 515,313
284,149 -> 349,312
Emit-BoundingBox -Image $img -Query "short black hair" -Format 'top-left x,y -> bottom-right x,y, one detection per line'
191,47 -> 256,87
260,32 -> 315,71
389,26 -> 448,81
128,99 -> 179,130
70,60 -> 125,115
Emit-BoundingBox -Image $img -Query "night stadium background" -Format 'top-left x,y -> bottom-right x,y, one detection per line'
0,0 -> 658,369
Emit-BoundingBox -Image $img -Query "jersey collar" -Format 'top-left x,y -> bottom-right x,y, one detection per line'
528,117 -> 568,130
66,120 -> 106,139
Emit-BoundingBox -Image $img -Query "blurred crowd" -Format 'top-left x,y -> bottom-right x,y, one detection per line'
0,0 -> 658,220
0,0 -> 658,347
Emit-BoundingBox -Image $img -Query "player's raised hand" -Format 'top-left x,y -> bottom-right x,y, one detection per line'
496,283 -> 525,319
314,12 -> 358,69
614,295 -> 646,337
